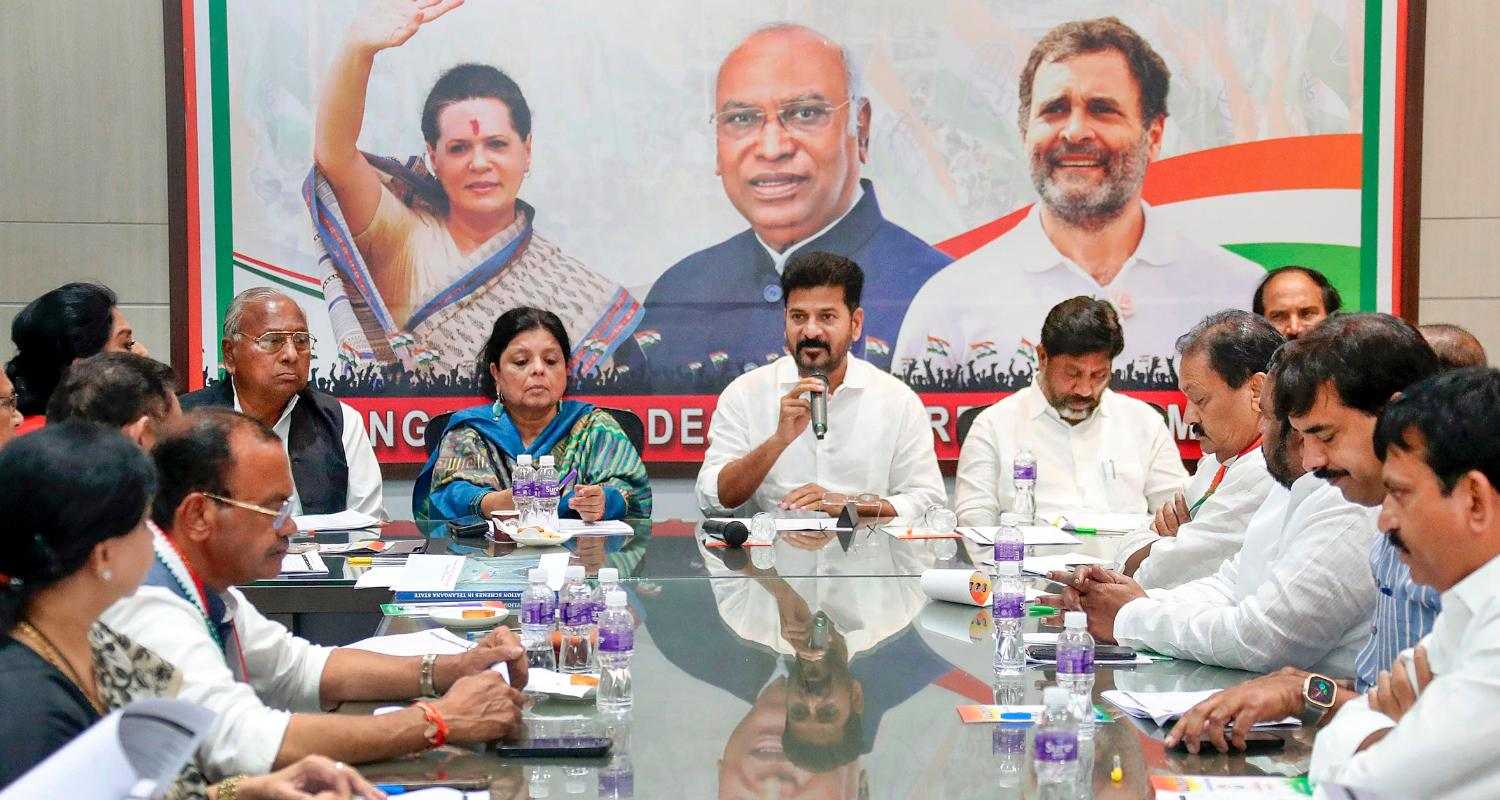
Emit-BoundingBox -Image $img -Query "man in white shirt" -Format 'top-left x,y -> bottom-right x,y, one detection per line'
179,287 -> 384,518
1308,367 -> 1500,799
956,296 -> 1186,526
697,251 -> 946,518
1115,310 -> 1281,589
892,17 -> 1264,383
102,408 -> 528,779
1044,364 -> 1377,676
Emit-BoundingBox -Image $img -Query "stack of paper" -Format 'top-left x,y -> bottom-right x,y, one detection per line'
961,526 -> 1082,546
1102,689 -> 1299,728
1021,552 -> 1111,574
346,628 -> 475,657
293,509 -> 383,532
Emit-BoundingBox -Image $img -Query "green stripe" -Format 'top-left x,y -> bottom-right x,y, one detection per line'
1359,0 -> 1383,311
1221,242 -> 1362,310
209,0 -> 234,345
232,260 -> 325,300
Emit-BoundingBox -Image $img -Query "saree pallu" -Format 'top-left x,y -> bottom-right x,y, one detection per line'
304,155 -> 641,377
414,399 -> 650,521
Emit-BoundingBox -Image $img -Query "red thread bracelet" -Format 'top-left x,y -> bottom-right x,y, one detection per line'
414,701 -> 448,748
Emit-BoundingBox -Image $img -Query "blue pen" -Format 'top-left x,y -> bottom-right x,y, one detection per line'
373,786 -> 407,795
558,466 -> 580,493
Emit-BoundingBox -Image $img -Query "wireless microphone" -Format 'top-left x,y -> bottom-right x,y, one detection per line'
701,519 -> 750,548
810,369 -> 829,440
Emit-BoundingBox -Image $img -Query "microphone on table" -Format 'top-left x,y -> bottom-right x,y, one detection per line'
701,519 -> 750,548
810,369 -> 829,440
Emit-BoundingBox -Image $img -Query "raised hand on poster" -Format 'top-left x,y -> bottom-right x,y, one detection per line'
350,0 -> 465,53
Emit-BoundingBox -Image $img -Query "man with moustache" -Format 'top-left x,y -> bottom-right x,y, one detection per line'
956,296 -> 1186,525
697,251 -> 945,517
1162,313 -> 1442,754
894,17 -> 1265,379
102,409 -> 530,779
1252,265 -> 1342,340
1307,367 -> 1500,798
637,23 -> 950,380
1043,357 -> 1377,679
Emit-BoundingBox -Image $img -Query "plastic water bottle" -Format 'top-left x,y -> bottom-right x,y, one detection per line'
593,567 -> 619,618
558,566 -> 593,673
598,709 -> 634,799
512,454 -> 536,521
1057,611 -> 1097,738
993,722 -> 1025,789
993,519 -> 1024,565
1034,686 -> 1080,786
535,455 -> 560,529
1012,448 -> 1037,524
596,590 -> 634,712
992,562 -> 1026,675
520,567 -> 557,671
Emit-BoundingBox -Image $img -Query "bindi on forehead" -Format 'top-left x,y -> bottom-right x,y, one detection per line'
470,117 -> 480,136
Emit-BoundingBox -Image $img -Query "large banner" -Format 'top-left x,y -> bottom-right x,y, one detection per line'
174,0 -> 1419,464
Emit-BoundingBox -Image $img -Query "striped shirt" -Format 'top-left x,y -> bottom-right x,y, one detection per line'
1353,535 -> 1442,691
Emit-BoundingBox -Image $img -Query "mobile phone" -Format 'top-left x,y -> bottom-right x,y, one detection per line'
446,517 -> 493,538
493,737 -> 612,758
1168,731 -> 1287,753
1025,643 -> 1138,663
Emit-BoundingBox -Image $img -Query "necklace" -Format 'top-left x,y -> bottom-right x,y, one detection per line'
14,620 -> 105,715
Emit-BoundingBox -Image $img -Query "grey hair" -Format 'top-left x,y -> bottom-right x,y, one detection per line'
725,22 -> 866,137
1175,309 -> 1285,390
222,287 -> 293,339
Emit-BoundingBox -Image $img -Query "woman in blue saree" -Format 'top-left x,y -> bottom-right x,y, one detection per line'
415,307 -> 650,521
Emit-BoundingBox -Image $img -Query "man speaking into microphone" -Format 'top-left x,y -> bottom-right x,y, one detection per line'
697,251 -> 946,517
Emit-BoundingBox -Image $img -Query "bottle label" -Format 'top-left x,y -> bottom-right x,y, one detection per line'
1013,463 -> 1037,481
1057,647 -> 1094,674
992,591 -> 1024,619
562,599 -> 593,626
600,626 -> 634,653
1034,730 -> 1078,762
521,599 -> 556,625
993,541 -> 1024,562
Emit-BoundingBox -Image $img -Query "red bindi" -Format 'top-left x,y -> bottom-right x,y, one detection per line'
469,118 -> 480,136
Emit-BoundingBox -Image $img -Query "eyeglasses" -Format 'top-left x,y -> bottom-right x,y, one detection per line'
201,492 -> 295,532
711,99 -> 852,140
239,331 -> 316,354
0,394 -> 16,412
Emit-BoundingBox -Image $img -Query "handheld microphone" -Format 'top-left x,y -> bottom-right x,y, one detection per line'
701,519 -> 750,548
810,369 -> 829,440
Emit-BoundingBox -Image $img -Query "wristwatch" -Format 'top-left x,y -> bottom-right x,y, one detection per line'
1298,672 -> 1338,727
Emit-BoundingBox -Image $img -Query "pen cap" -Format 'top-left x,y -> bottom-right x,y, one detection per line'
1064,611 -> 1086,630
538,455 -> 555,467
517,454 -> 533,465
598,567 -> 619,583
995,561 -> 1020,576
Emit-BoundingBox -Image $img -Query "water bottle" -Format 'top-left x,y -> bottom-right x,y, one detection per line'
992,561 -> 1026,675
1034,686 -> 1080,787
596,590 -> 634,712
1012,448 -> 1037,524
535,455 -> 560,529
993,723 -> 1026,789
1057,611 -> 1097,738
593,567 -> 619,619
520,567 -> 557,671
993,519 -> 1024,565
512,454 -> 536,522
598,709 -> 634,799
558,566 -> 593,673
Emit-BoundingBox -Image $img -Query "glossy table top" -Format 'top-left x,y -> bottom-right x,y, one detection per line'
345,572 -> 1312,798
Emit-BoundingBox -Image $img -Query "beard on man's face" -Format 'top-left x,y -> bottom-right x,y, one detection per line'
1030,132 -> 1150,230
792,335 -> 843,374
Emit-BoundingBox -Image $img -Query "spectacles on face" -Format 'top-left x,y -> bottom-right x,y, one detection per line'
239,331 -> 316,354
201,492 -> 295,532
711,99 -> 852,140
0,394 -> 16,413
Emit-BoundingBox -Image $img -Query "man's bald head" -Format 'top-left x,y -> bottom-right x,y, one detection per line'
717,24 -> 863,136
1421,323 -> 1488,370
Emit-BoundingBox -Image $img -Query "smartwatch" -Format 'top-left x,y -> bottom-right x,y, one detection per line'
1299,673 -> 1338,727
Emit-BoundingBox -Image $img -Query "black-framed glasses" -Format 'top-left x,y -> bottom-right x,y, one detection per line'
201,492 -> 295,532
239,331 -> 316,354
711,99 -> 852,139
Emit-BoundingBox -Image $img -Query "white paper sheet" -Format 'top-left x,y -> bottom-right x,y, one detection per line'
345,628 -> 475,657
961,526 -> 1082,546
555,519 -> 635,535
512,667 -> 596,699
1102,689 -> 1299,728
393,554 -> 465,592
293,509 -> 383,532
354,565 -> 404,588
279,551 -> 329,574
1021,552 -> 1111,574
538,552 -> 572,592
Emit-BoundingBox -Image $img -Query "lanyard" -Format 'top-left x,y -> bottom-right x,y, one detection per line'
159,533 -> 252,679
1187,436 -> 1262,518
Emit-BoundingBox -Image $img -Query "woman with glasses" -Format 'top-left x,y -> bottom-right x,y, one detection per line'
0,371 -> 22,446
414,307 -> 651,522
5,282 -> 148,434
310,0 -> 640,384
0,421 -> 383,799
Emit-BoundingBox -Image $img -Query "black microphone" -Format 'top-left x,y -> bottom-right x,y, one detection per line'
701,519 -> 750,548
810,369 -> 829,440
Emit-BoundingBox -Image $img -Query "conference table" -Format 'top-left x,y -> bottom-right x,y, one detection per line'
245,518 -> 1316,798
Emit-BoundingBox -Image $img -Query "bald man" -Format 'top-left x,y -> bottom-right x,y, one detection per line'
1420,323 -> 1488,370
1253,266 -> 1342,340
179,287 -> 384,518
633,23 -> 950,381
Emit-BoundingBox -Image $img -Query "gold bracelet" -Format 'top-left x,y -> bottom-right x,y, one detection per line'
218,774 -> 248,800
420,653 -> 438,697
